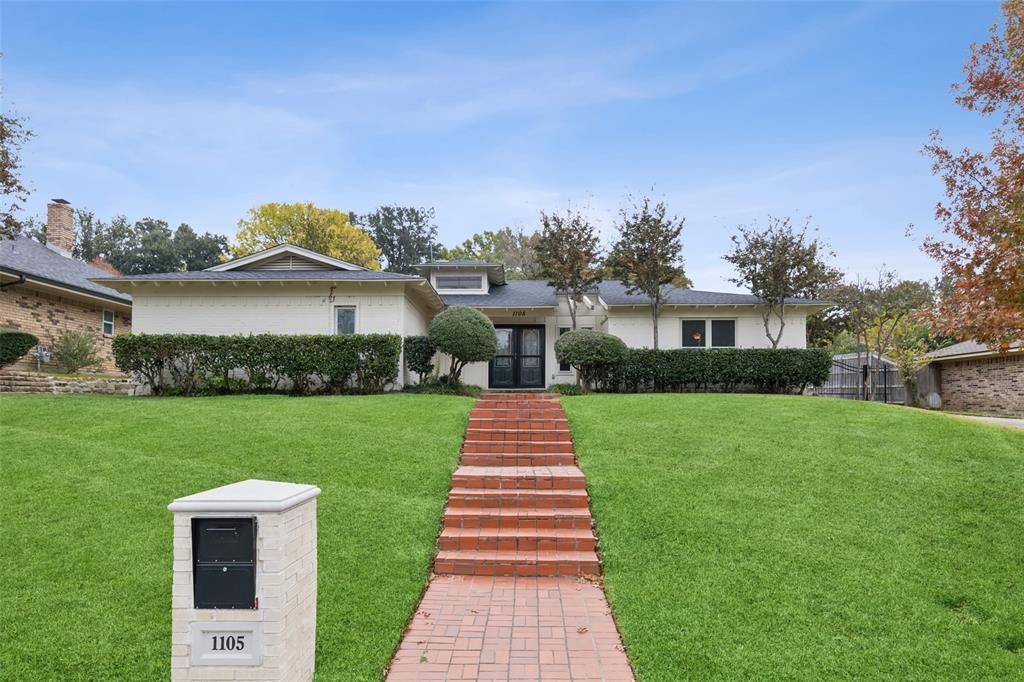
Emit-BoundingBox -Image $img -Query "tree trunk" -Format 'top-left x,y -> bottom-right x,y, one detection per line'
651,300 -> 659,350
568,295 -> 577,330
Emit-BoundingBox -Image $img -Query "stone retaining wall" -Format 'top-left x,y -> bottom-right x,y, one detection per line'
0,370 -> 133,395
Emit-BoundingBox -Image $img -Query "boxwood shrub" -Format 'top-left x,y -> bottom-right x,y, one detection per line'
0,328 -> 40,367
554,330 -> 628,390
112,332 -> 401,396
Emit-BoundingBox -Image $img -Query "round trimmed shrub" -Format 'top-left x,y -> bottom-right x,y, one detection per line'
0,328 -> 39,367
429,306 -> 498,383
554,329 -> 627,390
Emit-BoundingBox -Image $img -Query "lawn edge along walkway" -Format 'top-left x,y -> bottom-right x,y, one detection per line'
386,392 -> 634,681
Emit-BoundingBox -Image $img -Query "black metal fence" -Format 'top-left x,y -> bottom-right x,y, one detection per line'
819,356 -> 905,404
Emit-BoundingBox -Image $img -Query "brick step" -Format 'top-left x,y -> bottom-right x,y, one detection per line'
467,418 -> 569,430
470,409 -> 567,420
462,441 -> 574,454
464,430 -> 571,443
451,465 -> 586,490
447,487 -> 589,509
473,401 -> 562,410
434,549 -> 600,577
438,527 -> 596,552
443,507 -> 593,530
459,453 -> 576,466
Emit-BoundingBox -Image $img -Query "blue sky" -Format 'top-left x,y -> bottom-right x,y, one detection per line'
1,1 -> 1000,290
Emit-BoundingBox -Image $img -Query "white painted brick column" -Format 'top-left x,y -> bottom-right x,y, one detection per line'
169,480 -> 321,681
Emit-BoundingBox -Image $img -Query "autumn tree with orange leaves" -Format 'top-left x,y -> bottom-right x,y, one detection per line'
922,0 -> 1024,348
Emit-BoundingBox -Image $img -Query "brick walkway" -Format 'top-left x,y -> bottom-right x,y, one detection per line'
387,393 -> 633,681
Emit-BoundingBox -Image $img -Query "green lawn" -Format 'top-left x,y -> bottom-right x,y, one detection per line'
0,394 -> 472,681
563,394 -> 1024,681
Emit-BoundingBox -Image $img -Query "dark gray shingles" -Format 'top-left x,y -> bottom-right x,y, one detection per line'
927,340 -> 1021,359
0,237 -> 131,303
442,280 -> 557,307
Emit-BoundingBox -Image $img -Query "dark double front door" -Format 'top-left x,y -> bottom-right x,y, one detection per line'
489,326 -> 545,389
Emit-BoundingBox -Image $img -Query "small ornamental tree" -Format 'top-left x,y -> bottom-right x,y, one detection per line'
429,306 -> 498,383
723,216 -> 842,348
606,195 -> 690,349
535,208 -> 603,329
403,335 -> 436,383
0,328 -> 38,367
554,330 -> 627,390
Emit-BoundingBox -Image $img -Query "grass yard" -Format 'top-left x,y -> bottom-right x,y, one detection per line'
563,394 -> 1024,681
0,393 -> 473,681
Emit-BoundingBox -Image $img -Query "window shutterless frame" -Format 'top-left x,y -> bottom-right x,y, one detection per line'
335,306 -> 356,335
101,309 -> 115,336
681,318 -> 737,348
435,275 -> 483,290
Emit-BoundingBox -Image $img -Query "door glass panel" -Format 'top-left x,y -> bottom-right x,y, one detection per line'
496,329 -> 513,354
522,329 -> 541,355
495,357 -> 512,367
522,357 -> 540,367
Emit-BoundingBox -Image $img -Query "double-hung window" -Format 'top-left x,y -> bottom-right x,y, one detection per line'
101,309 -> 115,336
681,319 -> 736,347
335,306 -> 356,335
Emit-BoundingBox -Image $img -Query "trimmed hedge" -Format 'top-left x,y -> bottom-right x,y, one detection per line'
112,333 -> 402,395
403,335 -> 436,383
429,306 -> 497,383
606,347 -> 832,393
0,328 -> 39,367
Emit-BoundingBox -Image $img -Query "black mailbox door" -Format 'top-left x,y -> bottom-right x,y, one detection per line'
192,517 -> 256,609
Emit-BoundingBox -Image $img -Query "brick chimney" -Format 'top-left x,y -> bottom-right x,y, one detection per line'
46,199 -> 74,256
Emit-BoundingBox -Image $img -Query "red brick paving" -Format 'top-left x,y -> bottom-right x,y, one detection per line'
386,393 -> 633,681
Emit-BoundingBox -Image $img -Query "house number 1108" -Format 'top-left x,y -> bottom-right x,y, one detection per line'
210,635 -> 245,651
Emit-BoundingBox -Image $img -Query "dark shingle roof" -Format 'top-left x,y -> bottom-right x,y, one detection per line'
927,340 -> 1021,360
0,237 -> 131,304
597,281 -> 829,306
442,280 -> 557,307
94,269 -> 421,282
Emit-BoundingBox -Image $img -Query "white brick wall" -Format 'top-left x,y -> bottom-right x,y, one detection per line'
170,499 -> 318,681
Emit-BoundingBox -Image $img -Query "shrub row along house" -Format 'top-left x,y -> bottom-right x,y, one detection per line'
1,200 -> 132,373
90,243 -> 829,389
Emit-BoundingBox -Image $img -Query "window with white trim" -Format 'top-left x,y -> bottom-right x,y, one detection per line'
335,306 -> 356,335
435,275 -> 483,290
102,309 -> 115,336
681,319 -> 735,348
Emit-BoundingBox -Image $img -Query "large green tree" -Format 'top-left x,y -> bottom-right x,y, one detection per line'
1,106 -> 33,239
439,226 -> 543,279
29,209 -> 227,274
353,205 -> 440,274
232,202 -> 381,270
606,196 -> 689,349
723,216 -> 843,348
534,210 -> 602,330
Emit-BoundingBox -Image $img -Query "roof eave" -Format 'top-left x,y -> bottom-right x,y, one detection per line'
2,267 -> 132,307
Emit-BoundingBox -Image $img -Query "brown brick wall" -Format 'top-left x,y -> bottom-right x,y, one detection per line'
940,354 -> 1024,417
0,284 -> 131,374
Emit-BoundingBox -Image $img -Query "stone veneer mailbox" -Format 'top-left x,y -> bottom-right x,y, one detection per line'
168,479 -> 321,681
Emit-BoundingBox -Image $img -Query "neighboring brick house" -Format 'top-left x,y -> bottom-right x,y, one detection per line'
920,340 -> 1023,417
0,200 -> 132,374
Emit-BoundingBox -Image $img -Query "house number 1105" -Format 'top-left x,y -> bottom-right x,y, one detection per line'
210,635 -> 245,651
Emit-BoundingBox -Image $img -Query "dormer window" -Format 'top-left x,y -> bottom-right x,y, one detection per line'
436,275 -> 483,290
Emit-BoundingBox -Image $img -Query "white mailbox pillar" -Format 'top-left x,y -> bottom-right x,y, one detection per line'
169,479 -> 321,682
